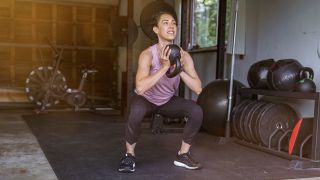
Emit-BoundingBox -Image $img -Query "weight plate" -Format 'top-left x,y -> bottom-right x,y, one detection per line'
239,100 -> 257,142
245,101 -> 267,144
232,99 -> 252,140
232,100 -> 250,138
258,103 -> 298,147
252,102 -> 275,145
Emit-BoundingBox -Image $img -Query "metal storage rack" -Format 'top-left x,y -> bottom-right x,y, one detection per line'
236,88 -> 320,168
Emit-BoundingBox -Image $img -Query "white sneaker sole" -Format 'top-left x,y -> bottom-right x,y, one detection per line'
173,161 -> 200,170
119,163 -> 135,173
118,168 -> 135,173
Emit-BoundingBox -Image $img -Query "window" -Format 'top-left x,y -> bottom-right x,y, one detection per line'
191,0 -> 232,49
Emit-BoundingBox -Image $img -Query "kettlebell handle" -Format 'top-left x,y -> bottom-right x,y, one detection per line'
166,57 -> 182,78
299,67 -> 314,80
165,44 -> 182,78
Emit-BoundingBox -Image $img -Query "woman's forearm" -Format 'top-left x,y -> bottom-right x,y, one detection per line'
180,71 -> 202,95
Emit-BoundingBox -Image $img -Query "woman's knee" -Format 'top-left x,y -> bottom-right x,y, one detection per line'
186,104 -> 203,126
129,99 -> 146,114
188,102 -> 203,118
127,96 -> 150,122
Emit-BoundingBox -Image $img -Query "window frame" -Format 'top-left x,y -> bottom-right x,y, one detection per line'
186,0 -> 229,54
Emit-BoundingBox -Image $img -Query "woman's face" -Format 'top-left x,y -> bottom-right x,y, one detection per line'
153,13 -> 177,41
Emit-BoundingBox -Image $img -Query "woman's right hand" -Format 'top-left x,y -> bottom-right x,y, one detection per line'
160,45 -> 171,70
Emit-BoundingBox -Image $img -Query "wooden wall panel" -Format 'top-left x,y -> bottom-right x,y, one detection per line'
76,24 -> 92,46
94,49 -> 117,98
36,22 -> 53,43
0,20 -> 12,42
60,49 -> 73,65
0,0 -> 119,104
0,47 -> 11,61
14,47 -> 33,85
14,63 -> 32,85
95,49 -> 116,66
95,7 -> 111,24
0,47 -> 11,83
57,5 -> 73,22
95,24 -> 113,47
59,49 -> 74,86
14,1 -> 32,19
34,47 -> 53,66
76,6 -> 92,23
15,47 -> 32,63
76,49 -> 92,65
56,23 -> 74,45
59,49 -> 75,83
0,0 -> 12,18
35,3 -> 53,20
94,82 -> 116,98
14,20 -> 33,43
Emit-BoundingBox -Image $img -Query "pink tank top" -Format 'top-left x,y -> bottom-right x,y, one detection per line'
142,44 -> 180,105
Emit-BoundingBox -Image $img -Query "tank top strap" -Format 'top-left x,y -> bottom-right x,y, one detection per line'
150,44 -> 160,68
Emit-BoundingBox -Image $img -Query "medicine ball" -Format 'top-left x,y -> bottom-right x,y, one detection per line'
247,59 -> 275,89
267,59 -> 303,91
197,79 -> 245,136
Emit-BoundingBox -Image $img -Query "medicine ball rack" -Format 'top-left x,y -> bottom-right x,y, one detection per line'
235,88 -> 320,169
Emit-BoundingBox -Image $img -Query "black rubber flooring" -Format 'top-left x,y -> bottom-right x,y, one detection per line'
23,112 -> 320,180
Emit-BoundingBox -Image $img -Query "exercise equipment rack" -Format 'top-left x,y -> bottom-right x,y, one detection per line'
235,88 -> 320,169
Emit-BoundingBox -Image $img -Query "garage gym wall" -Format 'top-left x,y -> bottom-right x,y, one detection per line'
233,0 -> 320,117
0,0 -> 118,103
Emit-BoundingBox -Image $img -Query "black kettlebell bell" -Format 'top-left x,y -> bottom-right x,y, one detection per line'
295,67 -> 316,93
166,44 -> 182,78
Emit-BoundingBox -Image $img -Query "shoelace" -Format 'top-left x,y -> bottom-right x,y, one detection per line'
182,153 -> 198,164
121,155 -> 134,165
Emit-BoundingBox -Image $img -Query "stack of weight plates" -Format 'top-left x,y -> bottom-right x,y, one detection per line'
232,99 -> 298,147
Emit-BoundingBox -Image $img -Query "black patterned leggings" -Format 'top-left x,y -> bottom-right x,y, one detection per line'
125,94 -> 203,145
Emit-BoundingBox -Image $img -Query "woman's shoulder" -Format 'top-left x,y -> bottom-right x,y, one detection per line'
138,47 -> 153,65
139,46 -> 153,59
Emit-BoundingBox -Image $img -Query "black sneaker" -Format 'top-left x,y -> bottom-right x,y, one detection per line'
118,153 -> 136,173
173,152 -> 202,170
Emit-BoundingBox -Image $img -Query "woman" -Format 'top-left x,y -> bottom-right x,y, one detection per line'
118,11 -> 203,173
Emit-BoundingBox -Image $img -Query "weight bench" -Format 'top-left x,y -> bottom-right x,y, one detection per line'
150,113 -> 187,134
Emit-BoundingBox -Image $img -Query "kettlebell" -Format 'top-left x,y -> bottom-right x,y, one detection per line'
294,67 -> 316,93
165,44 -> 182,78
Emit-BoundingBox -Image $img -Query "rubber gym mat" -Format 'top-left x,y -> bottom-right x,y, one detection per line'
23,112 -> 320,180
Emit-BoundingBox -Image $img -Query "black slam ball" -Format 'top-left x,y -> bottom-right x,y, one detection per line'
197,79 -> 245,136
247,59 -> 275,89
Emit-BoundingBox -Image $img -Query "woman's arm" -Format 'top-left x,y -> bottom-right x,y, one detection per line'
179,50 -> 202,95
135,48 -> 170,95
